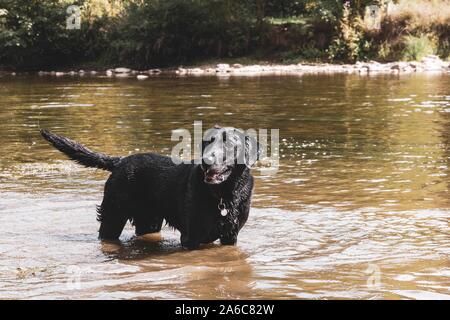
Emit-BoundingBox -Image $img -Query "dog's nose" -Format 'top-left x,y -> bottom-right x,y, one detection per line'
206,167 -> 220,176
201,162 -> 212,174
203,154 -> 215,165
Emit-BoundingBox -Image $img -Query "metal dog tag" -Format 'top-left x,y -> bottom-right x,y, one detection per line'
220,208 -> 228,217
218,198 -> 228,216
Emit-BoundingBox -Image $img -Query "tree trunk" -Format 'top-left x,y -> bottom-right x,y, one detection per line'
256,0 -> 265,29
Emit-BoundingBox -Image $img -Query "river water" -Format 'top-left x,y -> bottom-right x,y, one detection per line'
0,73 -> 449,299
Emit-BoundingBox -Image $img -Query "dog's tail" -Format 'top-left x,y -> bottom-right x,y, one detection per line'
40,129 -> 121,171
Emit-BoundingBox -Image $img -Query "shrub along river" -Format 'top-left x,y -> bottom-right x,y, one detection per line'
0,73 -> 449,299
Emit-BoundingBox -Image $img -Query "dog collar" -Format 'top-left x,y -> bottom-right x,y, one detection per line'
218,198 -> 228,217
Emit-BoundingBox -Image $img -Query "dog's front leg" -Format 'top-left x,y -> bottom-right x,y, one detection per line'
220,225 -> 238,245
180,233 -> 200,250
220,234 -> 238,246
219,217 -> 240,246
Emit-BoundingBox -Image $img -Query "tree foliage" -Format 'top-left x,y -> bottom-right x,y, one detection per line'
0,0 -> 447,70
0,0 -> 110,69
106,0 -> 256,68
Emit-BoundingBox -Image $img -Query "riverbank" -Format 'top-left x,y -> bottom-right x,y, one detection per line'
2,1 -> 450,73
175,55 -> 450,76
1,55 -> 449,78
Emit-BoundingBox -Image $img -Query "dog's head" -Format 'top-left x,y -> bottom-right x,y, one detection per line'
201,125 -> 260,184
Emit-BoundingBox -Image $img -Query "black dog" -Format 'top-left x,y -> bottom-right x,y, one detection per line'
40,126 -> 259,249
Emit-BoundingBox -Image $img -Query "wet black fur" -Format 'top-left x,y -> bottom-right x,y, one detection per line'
40,128 -> 256,249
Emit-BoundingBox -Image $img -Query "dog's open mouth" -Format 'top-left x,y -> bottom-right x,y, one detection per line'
204,167 -> 232,184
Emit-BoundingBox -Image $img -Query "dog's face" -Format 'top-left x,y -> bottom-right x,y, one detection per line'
201,126 -> 259,184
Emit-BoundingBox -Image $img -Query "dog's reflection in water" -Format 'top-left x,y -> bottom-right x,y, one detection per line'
100,232 -> 245,260
99,233 -> 256,299
100,232 -> 184,260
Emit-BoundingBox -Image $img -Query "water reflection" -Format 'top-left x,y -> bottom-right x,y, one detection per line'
99,239 -> 255,299
0,73 -> 449,299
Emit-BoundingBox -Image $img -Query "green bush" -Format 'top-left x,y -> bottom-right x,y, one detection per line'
0,0 -> 110,70
327,2 -> 363,62
105,0 -> 257,68
401,34 -> 436,61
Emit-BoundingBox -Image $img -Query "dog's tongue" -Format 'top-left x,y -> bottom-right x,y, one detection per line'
206,175 -> 218,181
205,172 -> 224,183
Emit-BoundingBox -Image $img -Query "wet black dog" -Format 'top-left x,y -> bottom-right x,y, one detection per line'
40,126 -> 259,249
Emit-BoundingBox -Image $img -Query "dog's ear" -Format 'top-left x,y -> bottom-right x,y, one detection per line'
234,129 -> 260,168
201,127 -> 220,148
244,133 -> 260,168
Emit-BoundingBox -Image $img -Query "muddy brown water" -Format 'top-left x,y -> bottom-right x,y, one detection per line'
0,73 -> 449,299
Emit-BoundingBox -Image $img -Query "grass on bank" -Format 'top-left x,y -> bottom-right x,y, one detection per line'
389,0 -> 450,28
380,0 -> 450,61
264,0 -> 450,64
401,34 -> 436,61
266,16 -> 309,25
